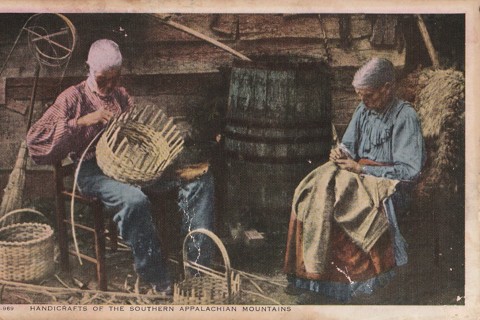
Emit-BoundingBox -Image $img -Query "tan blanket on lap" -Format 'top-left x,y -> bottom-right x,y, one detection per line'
293,161 -> 399,274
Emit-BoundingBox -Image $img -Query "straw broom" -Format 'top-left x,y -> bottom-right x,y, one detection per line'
0,142 -> 28,225
0,63 -> 40,226
0,14 -> 76,226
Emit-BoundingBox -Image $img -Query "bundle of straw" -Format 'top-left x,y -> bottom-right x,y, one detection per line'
414,69 -> 465,197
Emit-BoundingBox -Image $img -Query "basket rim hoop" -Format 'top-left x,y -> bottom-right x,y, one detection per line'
0,208 -> 48,225
0,222 -> 54,247
0,208 -> 53,247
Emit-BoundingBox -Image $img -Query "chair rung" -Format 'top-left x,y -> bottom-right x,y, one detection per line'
61,190 -> 99,204
68,249 -> 98,264
105,235 -> 127,248
63,220 -> 96,233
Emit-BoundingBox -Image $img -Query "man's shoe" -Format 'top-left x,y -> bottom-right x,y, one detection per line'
151,283 -> 173,299
295,291 -> 347,305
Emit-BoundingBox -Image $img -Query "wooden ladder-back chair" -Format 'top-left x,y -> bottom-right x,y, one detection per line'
53,161 -> 179,291
54,161 -> 118,291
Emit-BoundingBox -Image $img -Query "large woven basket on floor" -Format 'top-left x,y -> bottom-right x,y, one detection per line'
0,208 -> 55,282
174,229 -> 241,305
96,105 -> 184,186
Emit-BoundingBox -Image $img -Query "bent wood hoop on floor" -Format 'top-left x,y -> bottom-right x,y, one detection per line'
174,229 -> 240,304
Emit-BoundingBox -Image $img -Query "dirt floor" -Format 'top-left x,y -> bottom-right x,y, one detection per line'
0,192 -> 465,306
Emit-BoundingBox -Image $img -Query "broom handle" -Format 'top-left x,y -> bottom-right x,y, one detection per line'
27,63 -> 41,131
0,63 -> 41,220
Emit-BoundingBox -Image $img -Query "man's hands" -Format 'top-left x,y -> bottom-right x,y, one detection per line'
329,147 -> 362,174
176,162 -> 209,181
77,109 -> 114,127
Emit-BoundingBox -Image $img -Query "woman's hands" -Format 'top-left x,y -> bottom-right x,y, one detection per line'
329,147 -> 362,174
329,147 -> 346,162
77,109 -> 113,127
335,158 -> 363,174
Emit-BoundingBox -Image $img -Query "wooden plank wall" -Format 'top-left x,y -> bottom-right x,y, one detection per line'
0,13 -> 405,180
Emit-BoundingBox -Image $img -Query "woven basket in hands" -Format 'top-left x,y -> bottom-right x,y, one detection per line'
96,105 -> 184,186
173,229 -> 241,305
0,208 -> 55,282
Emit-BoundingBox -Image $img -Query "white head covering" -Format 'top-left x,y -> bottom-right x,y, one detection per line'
86,39 -> 122,74
352,58 -> 395,89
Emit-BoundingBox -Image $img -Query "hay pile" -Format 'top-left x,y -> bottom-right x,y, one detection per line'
396,67 -> 423,103
412,69 -> 465,198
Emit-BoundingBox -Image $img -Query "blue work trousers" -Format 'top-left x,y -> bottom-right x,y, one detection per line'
76,158 -> 215,287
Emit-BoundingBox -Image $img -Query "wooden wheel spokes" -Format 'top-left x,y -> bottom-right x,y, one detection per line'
24,14 -> 76,67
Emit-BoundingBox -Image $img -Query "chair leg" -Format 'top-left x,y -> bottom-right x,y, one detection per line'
157,193 -> 170,257
93,202 -> 107,291
55,203 -> 70,272
108,218 -> 118,252
54,168 -> 69,273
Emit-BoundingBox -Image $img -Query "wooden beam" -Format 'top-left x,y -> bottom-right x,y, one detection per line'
416,14 -> 440,69
147,13 -> 251,62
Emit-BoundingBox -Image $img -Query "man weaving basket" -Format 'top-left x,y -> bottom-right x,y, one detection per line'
26,39 -> 215,297
284,58 -> 426,303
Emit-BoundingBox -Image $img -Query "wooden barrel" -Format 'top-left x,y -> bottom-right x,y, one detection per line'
224,59 -> 332,235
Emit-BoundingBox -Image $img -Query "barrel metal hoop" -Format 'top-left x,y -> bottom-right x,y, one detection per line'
223,131 -> 329,144
224,150 -> 327,164
225,117 -> 330,129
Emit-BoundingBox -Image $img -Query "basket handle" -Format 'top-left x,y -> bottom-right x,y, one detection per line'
0,208 -> 48,226
182,228 -> 237,301
182,228 -> 231,276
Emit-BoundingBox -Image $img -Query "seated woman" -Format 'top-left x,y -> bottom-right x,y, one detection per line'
284,58 -> 426,303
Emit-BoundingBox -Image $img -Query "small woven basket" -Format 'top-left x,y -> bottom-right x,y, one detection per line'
174,229 -> 241,305
96,105 -> 184,186
0,208 -> 55,282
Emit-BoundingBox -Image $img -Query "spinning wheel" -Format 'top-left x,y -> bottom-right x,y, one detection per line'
0,14 -> 77,220
0,13 -> 77,74
24,13 -> 77,67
